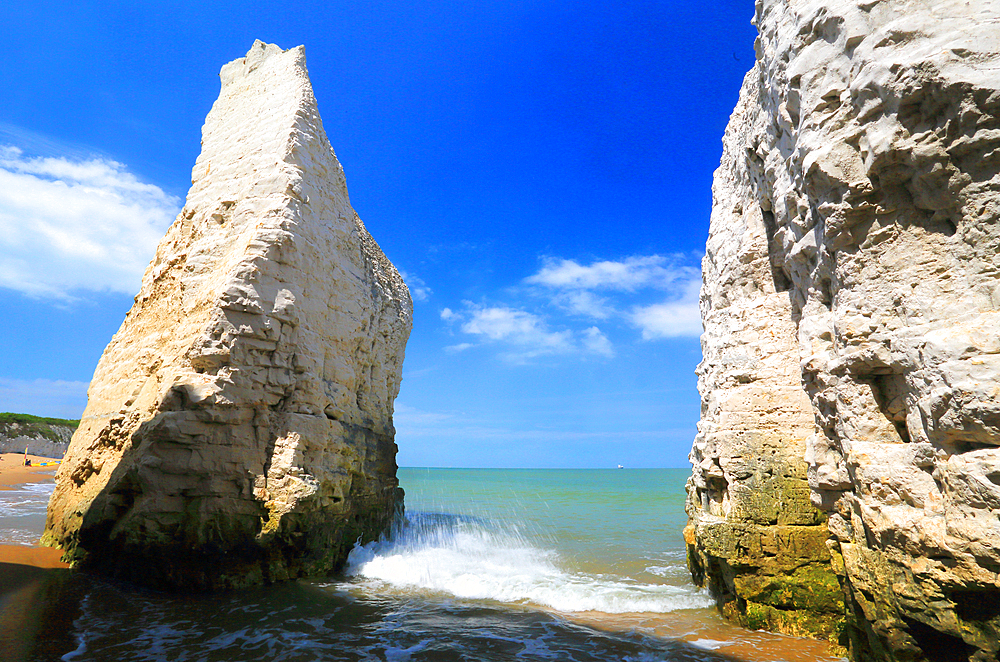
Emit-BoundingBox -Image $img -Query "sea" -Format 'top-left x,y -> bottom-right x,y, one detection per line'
0,468 -> 845,662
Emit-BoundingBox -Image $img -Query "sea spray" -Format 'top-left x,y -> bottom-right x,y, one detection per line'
346,510 -> 714,613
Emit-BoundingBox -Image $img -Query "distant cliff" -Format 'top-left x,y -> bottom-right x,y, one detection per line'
0,413 -> 77,458
43,41 -> 412,590
687,1 -> 1000,661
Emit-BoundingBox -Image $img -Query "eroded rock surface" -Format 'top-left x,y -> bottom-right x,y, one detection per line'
43,41 -> 412,590
687,2 -> 1000,660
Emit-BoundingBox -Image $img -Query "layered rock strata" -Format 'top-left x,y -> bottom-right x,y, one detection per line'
43,41 -> 412,590
687,2 -> 1000,660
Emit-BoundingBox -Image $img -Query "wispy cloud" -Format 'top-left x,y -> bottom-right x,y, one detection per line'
631,301 -> 702,339
398,269 -> 431,302
525,254 -> 703,339
526,255 -> 698,292
581,326 -> 614,357
0,144 -> 180,300
441,302 -> 613,362
444,342 -> 475,353
438,254 -> 702,362
553,290 -> 615,319
460,304 -> 575,358
630,277 -> 702,339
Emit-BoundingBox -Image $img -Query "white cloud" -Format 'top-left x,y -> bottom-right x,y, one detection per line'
526,255 -> 698,292
554,290 -> 615,319
0,378 -> 89,420
631,276 -> 703,339
632,301 -> 703,339
461,305 -> 575,357
0,145 -> 180,300
522,254 -> 704,339
581,326 -> 614,357
398,269 -> 431,302
392,403 -> 456,427
442,303 -> 613,361
444,342 -> 476,353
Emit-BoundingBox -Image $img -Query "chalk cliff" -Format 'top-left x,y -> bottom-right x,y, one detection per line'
43,41 -> 412,590
687,1 -> 1000,660
0,415 -> 75,458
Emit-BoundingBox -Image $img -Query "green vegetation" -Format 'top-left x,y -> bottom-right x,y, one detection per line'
0,412 -> 79,443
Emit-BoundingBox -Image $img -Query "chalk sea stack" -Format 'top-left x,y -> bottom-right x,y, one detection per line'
42,41 -> 412,590
687,1 -> 1000,660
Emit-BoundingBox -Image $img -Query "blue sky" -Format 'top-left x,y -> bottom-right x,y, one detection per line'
0,1 -> 756,468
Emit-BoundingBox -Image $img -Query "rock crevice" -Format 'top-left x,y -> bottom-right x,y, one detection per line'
43,41 -> 412,590
687,2 -> 1000,660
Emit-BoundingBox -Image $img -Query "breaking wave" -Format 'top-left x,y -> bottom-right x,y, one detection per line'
345,512 -> 713,614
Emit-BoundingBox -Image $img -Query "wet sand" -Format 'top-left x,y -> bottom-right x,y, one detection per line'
0,456 -> 70,662
571,610 -> 847,662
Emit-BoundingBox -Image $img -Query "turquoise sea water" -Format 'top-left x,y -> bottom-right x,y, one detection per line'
347,469 -> 703,614
1,468 -> 845,661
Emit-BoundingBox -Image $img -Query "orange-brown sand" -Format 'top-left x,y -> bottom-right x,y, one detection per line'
0,453 -> 68,594
0,546 -> 71,662
569,610 -> 847,662
0,456 -> 70,662
0,453 -> 62,489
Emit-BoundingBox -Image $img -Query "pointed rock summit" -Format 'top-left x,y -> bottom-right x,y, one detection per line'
43,41 -> 412,590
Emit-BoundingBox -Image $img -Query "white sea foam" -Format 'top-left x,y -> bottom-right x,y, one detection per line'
346,512 -> 714,614
687,638 -> 731,650
0,480 -> 54,517
0,527 -> 42,545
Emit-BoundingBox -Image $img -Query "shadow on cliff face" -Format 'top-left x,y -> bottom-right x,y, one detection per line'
52,401 -> 401,592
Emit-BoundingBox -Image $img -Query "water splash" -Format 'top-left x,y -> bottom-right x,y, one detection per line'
346,511 -> 714,614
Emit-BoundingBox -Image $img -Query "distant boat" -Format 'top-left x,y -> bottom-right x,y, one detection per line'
617,464 -> 624,469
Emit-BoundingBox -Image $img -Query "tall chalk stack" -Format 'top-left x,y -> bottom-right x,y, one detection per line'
43,41 -> 412,590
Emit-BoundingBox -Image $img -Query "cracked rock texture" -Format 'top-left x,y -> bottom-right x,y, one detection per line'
687,1 -> 1000,660
43,41 -> 412,590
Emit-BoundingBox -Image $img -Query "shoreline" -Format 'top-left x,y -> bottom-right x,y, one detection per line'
0,450 -> 69,582
0,452 -> 63,490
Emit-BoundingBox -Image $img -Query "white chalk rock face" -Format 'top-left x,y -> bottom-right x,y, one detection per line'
688,2 -> 1000,660
43,41 -> 412,590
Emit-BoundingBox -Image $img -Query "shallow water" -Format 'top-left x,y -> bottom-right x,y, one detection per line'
0,479 -> 54,545
347,469 -> 712,615
1,468 -> 845,661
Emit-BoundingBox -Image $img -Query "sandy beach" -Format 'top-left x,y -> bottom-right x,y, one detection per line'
0,449 -> 70,574
0,452 -> 67,567
0,452 -> 63,490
